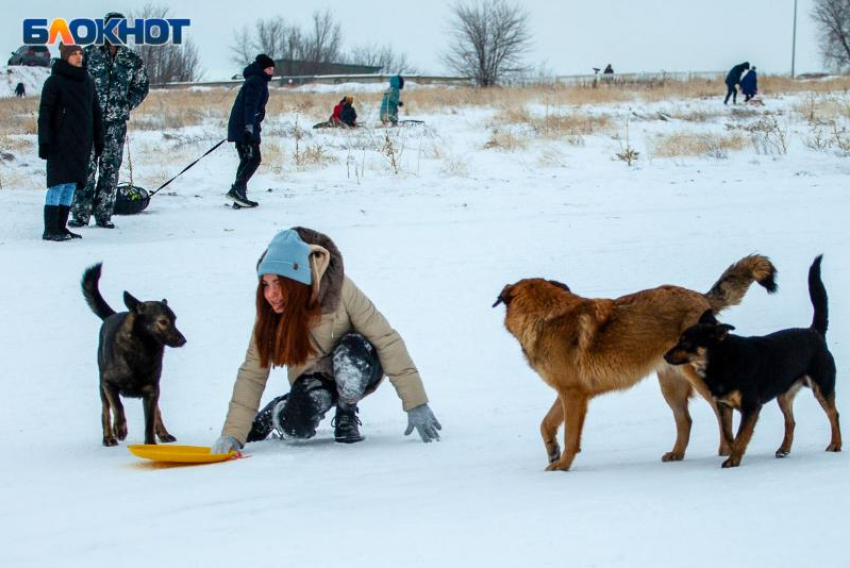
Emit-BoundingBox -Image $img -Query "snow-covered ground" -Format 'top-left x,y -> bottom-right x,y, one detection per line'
2,85 -> 849,567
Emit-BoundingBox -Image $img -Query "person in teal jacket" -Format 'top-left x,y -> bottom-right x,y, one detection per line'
379,75 -> 404,125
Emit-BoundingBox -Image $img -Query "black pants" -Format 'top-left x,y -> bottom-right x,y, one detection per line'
233,141 -> 261,190
724,84 -> 738,104
247,334 -> 383,441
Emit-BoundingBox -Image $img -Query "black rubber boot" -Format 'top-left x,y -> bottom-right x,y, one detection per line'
333,404 -> 364,444
43,205 -> 70,241
58,205 -> 82,239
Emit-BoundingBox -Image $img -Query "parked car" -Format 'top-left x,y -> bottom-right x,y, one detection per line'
8,45 -> 51,67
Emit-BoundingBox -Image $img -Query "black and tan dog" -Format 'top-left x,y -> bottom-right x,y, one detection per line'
664,255 -> 840,468
494,255 -> 777,471
82,263 -> 186,446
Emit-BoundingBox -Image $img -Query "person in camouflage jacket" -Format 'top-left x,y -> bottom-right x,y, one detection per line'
70,12 -> 149,229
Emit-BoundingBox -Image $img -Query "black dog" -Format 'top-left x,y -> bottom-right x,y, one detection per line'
664,255 -> 840,468
82,263 -> 186,446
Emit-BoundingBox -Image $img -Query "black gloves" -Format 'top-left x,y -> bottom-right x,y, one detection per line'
243,124 -> 255,143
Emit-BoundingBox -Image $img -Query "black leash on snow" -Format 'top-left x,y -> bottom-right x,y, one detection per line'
149,138 -> 228,198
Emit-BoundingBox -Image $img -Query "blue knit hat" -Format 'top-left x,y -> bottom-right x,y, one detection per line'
257,230 -> 312,285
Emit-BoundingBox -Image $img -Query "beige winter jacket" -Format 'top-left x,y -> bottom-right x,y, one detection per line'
221,227 -> 428,444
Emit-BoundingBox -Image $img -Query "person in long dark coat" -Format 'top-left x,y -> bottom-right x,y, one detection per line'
740,66 -> 758,102
38,44 -> 103,241
226,54 -> 274,208
724,61 -> 750,105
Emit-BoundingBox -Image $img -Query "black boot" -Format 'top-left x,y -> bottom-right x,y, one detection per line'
247,394 -> 288,442
42,205 -> 69,241
226,185 -> 258,208
57,205 -> 82,239
333,404 -> 364,444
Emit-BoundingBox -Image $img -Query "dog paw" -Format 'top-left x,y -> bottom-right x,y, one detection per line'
721,457 -> 741,468
544,456 -> 574,472
102,436 -> 119,447
662,451 -> 684,462
158,434 -> 177,443
775,449 -> 790,458
114,424 -> 128,441
718,445 -> 732,457
825,443 -> 842,452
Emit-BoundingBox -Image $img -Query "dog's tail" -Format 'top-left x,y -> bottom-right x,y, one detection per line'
809,255 -> 828,336
82,263 -> 116,321
705,254 -> 778,313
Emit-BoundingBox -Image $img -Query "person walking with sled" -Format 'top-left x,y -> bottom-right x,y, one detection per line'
14,82 -> 26,98
740,65 -> 758,102
211,227 -> 442,454
379,75 -> 404,125
37,44 -> 103,241
724,61 -> 750,105
69,12 -> 149,230
226,54 -> 274,208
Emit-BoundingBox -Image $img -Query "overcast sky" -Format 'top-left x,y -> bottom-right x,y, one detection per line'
4,0 -> 826,80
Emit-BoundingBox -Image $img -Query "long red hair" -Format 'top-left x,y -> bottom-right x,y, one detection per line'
254,275 -> 322,368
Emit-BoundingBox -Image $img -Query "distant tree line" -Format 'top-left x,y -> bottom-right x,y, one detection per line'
131,4 -> 203,84
129,0 -> 538,87
230,11 -> 415,75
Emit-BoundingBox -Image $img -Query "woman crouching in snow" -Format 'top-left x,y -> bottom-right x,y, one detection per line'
212,227 -> 441,453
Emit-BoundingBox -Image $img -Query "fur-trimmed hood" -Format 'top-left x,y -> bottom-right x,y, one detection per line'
293,227 -> 345,314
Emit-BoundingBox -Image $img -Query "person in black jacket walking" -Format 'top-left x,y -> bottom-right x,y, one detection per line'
724,61 -> 750,105
37,44 -> 104,241
226,54 -> 274,208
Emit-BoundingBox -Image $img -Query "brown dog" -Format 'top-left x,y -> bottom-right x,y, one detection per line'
82,263 -> 187,446
494,255 -> 777,471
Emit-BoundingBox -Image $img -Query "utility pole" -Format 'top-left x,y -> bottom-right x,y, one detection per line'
791,0 -> 798,78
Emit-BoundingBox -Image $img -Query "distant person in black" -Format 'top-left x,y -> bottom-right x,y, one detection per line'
14,82 -> 25,98
603,64 -> 614,74
724,61 -> 750,105
740,66 -> 758,102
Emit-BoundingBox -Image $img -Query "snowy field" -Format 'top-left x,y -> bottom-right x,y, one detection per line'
2,81 -> 850,567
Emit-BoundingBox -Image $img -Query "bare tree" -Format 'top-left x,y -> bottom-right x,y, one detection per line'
131,4 -> 203,84
230,17 -> 302,67
443,0 -> 532,87
812,0 -> 850,71
230,11 -> 342,73
346,43 -> 417,74
302,10 -> 343,71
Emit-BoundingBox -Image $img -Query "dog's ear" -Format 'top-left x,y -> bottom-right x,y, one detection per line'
716,323 -> 735,339
698,309 -> 718,325
124,291 -> 142,312
162,298 -> 168,305
492,284 -> 514,308
547,280 -> 571,293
